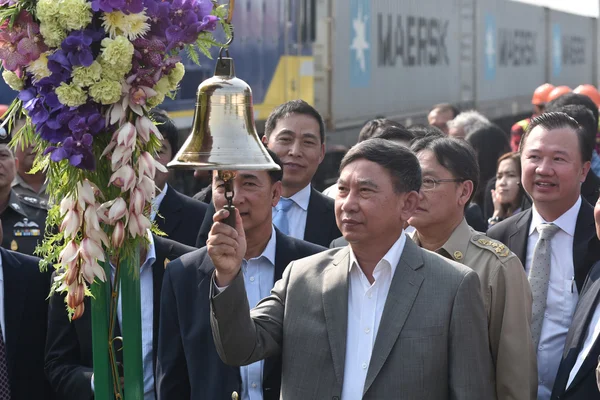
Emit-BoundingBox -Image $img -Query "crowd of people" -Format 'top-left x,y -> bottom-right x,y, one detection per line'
3,82 -> 600,400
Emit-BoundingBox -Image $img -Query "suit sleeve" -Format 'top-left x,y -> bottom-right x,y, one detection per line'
210,262 -> 289,366
490,258 -> 537,400
155,264 -> 191,399
449,270 -> 497,400
44,289 -> 93,400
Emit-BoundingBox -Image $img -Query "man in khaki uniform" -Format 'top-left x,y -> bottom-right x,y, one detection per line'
409,136 -> 536,400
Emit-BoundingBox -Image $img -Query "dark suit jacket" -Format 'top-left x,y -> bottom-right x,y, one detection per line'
3,248 -> 54,400
44,236 -> 194,400
156,229 -> 325,400
157,186 -> 208,247
487,199 -> 600,292
551,261 -> 600,399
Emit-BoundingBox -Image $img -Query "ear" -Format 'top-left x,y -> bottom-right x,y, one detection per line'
458,180 -> 474,208
261,135 -> 268,145
398,191 -> 420,222
580,160 -> 591,183
271,181 -> 282,207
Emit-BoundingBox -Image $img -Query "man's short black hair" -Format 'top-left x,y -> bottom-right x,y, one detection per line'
340,138 -> 421,194
151,110 -> 179,158
411,136 -> 480,208
357,118 -> 404,143
408,124 -> 445,141
545,93 -> 599,128
521,112 -> 593,163
264,100 -> 325,144
266,148 -> 283,184
429,103 -> 460,119
371,126 -> 414,144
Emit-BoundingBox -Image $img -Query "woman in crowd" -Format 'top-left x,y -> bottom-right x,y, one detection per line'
488,152 -> 524,227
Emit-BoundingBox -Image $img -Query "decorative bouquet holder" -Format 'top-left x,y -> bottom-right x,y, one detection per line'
0,0 -> 231,398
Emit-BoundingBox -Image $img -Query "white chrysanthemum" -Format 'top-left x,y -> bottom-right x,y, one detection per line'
28,52 -> 52,82
102,11 -> 150,40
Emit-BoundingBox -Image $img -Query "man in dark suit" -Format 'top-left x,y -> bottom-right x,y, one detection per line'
156,151 -> 325,400
262,100 -> 340,247
45,235 -> 194,400
1,242 -> 53,399
488,112 -> 600,399
549,197 -> 600,399
151,111 -> 207,247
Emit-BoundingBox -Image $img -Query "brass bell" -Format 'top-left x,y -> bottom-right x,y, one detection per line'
167,56 -> 280,172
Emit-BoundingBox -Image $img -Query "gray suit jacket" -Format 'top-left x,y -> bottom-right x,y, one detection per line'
210,237 -> 496,399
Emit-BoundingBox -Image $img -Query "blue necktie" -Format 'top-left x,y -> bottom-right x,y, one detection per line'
273,197 -> 294,235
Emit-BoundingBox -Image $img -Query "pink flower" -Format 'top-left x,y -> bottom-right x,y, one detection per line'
130,187 -> 145,215
108,197 -> 127,223
77,180 -> 96,208
135,115 -> 162,143
112,221 -> 125,247
65,265 -> 79,286
80,259 -> 106,285
128,211 -> 151,238
60,196 -> 77,217
137,175 -> 155,200
72,303 -> 85,320
109,165 -> 136,192
60,208 -> 82,239
96,202 -> 111,224
59,240 -> 80,270
116,122 -> 136,147
67,282 -> 85,309
84,206 -> 110,247
111,144 -> 134,170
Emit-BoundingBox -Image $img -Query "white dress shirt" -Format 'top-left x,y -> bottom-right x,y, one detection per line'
526,197 -> 581,400
271,184 -> 311,240
109,232 -> 157,400
240,226 -> 276,400
567,300 -> 600,388
150,183 -> 168,222
342,232 -> 406,400
0,255 -> 4,342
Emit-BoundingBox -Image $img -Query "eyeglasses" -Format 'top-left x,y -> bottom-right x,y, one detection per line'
421,177 -> 465,191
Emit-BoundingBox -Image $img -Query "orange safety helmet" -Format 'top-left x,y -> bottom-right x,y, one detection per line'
573,84 -> 600,108
0,105 -> 8,119
532,83 -> 555,105
546,86 -> 572,103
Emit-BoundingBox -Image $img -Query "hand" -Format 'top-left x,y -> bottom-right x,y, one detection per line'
207,207 -> 246,287
491,189 -> 507,219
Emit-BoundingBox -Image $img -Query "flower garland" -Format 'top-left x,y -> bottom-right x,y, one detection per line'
0,0 -> 230,319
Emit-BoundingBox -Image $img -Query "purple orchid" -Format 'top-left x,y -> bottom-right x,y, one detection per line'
61,30 -> 95,67
46,132 -> 95,170
91,0 -> 143,14
0,11 -> 46,71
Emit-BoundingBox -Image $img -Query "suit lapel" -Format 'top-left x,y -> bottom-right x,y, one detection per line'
157,187 -> 183,236
508,209 -> 531,266
304,188 -> 326,245
273,229 -> 293,281
2,249 -> 24,372
362,239 -> 424,395
322,247 -> 350,386
572,201 -> 596,291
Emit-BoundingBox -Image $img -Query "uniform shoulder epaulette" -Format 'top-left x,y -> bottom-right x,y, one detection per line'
18,194 -> 50,210
471,235 -> 511,259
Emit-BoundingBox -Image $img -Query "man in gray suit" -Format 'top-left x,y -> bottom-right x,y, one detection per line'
209,139 -> 496,399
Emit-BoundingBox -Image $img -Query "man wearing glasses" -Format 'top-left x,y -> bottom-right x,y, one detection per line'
408,136 -> 537,400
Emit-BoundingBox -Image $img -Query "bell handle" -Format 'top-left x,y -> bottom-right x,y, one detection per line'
222,204 -> 237,229
225,0 -> 235,24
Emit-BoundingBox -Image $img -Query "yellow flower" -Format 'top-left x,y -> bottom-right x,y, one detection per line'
39,22 -> 66,48
99,58 -> 131,81
36,0 -> 60,23
58,0 -> 92,31
28,52 -> 52,83
2,71 -> 23,91
56,83 -> 88,107
100,36 -> 134,70
168,62 -> 185,90
102,11 -> 150,40
154,76 -> 171,95
72,62 -> 103,87
146,92 -> 165,109
89,79 -> 122,105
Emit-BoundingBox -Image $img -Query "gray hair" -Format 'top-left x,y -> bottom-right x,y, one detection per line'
447,110 -> 489,136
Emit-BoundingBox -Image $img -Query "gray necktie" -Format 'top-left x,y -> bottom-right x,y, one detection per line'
529,222 -> 561,348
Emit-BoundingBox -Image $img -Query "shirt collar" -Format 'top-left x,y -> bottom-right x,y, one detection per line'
12,173 -> 48,194
439,218 -> 471,261
152,183 -> 169,210
245,225 -> 277,266
285,184 -> 311,211
529,196 -> 581,237
348,231 -> 406,276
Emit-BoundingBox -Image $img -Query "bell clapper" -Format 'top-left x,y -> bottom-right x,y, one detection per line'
219,170 -> 237,228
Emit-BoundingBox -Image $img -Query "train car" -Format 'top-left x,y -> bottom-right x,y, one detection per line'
162,0 -> 318,134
